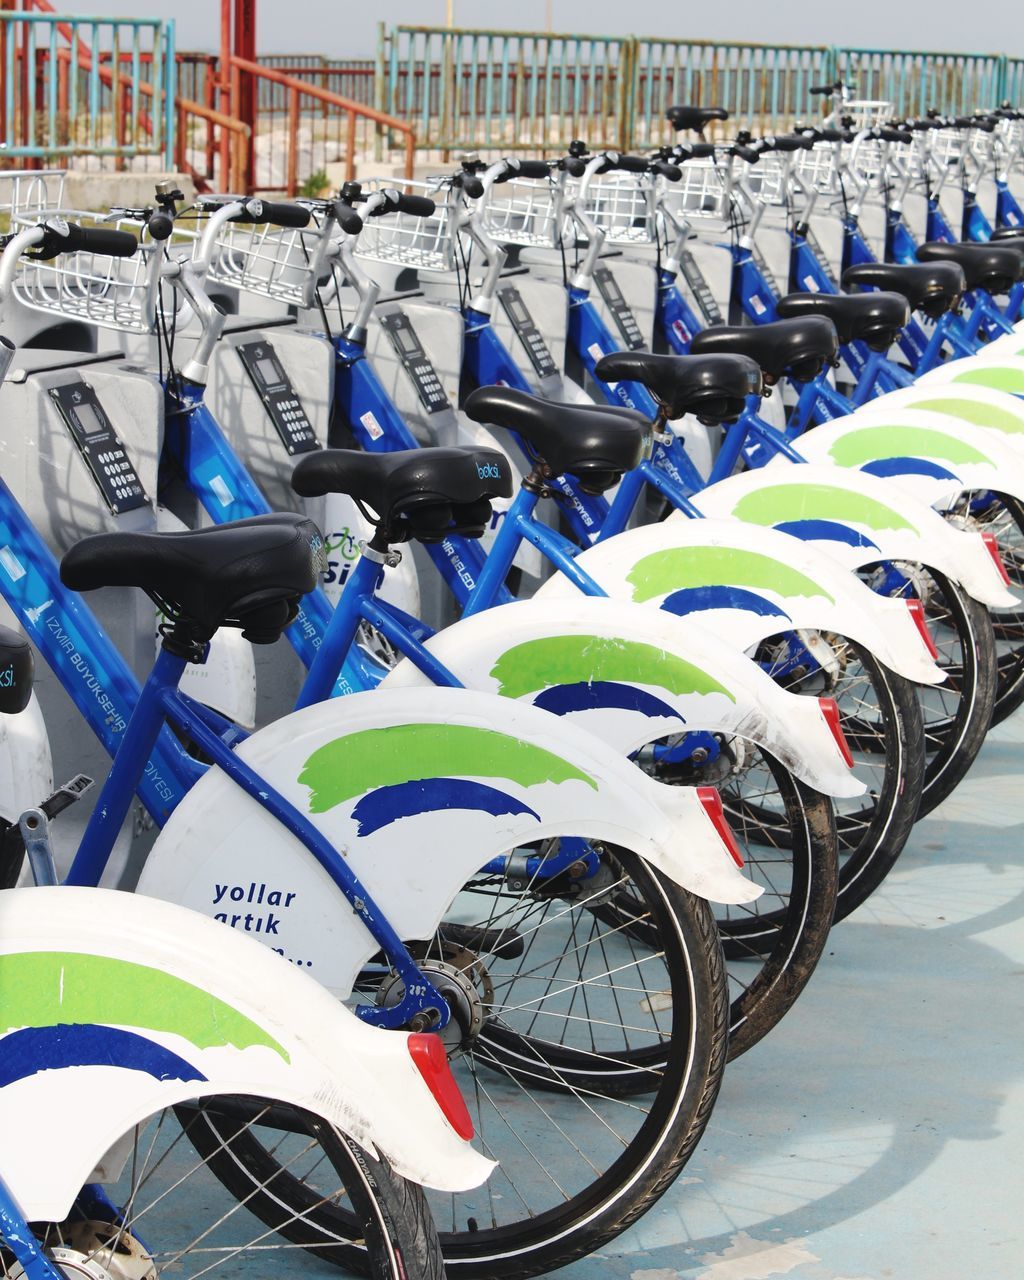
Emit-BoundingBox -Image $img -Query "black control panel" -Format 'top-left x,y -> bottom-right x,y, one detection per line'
497,285 -> 558,378
48,380 -> 148,516
593,266 -> 646,351
237,341 -> 320,455
678,249 -> 723,325
379,310 -> 449,414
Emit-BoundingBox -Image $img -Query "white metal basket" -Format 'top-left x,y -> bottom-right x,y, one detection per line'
479,177 -> 563,248
205,210 -> 328,307
745,153 -> 789,206
10,210 -> 194,335
574,173 -> 657,244
793,143 -> 842,193
827,98 -> 892,130
658,158 -> 729,222
354,178 -> 455,272
0,169 -> 67,222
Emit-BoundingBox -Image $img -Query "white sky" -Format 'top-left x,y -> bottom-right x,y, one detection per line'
59,1 -> 1020,58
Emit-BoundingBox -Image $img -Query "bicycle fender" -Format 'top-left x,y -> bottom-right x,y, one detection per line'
138,688 -> 759,998
0,886 -> 494,1222
791,407 -> 1024,509
380,597 -> 863,798
692,463 -> 1016,609
857,382 -> 1024,445
917,354 -> 1024,400
537,518 -> 944,686
0,693 -> 52,829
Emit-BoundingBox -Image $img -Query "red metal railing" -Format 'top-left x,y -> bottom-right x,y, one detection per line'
227,56 -> 414,194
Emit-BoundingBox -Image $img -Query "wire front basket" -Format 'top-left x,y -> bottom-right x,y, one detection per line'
205,210 -> 327,308
354,179 -> 455,272
0,170 -> 67,223
574,174 -> 657,244
793,144 -> 842,194
479,177 -> 563,248
658,158 -> 729,223
10,210 -> 193,335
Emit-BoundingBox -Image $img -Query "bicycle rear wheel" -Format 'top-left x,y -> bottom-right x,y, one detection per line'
3,1100 -> 443,1280
186,845 -> 729,1279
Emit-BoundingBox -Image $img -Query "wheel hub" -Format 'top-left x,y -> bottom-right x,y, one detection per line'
377,946 -> 492,1056
11,1225 -> 157,1280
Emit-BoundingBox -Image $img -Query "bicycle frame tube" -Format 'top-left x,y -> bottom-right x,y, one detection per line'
657,270 -> 702,353
0,1174 -> 63,1280
462,308 -> 610,544
0,476 -> 200,823
567,290 -> 661,416
731,247 -> 779,324
68,637 -> 450,1030
332,337 -> 512,610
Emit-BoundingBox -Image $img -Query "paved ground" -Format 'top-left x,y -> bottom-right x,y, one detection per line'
559,713 -> 1024,1279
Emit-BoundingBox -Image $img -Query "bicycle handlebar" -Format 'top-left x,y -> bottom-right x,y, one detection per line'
32,219 -> 138,261
599,152 -> 650,173
233,199 -> 311,228
651,160 -> 682,181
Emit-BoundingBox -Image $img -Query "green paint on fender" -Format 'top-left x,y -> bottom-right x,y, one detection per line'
731,483 -> 918,532
911,397 -> 1024,435
300,723 -> 598,814
952,365 -> 1024,395
826,425 -> 991,467
0,952 -> 289,1060
625,545 -> 835,605
489,634 -> 736,702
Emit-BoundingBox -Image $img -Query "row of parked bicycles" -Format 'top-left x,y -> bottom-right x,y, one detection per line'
0,83 -> 1022,1280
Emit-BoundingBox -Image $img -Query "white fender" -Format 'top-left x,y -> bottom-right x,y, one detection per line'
691,463 -> 1016,609
537,517 -> 944,686
0,692 -> 52,827
380,597 -> 863,798
790,407 -> 1024,509
0,886 -> 493,1222
156,507 -> 256,727
916,355 -> 1024,399
321,490 -> 421,614
859,381 -> 1024,447
137,688 -> 759,999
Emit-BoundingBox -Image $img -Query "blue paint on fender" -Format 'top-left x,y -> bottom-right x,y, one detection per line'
773,519 -> 881,550
350,778 -> 541,837
659,584 -> 792,620
532,679 -> 687,723
0,1024 -> 207,1086
858,456 -> 960,482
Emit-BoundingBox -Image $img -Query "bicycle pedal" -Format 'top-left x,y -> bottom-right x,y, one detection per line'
40,772 -> 95,820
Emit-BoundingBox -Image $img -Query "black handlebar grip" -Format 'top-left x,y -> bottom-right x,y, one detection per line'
512,159 -> 551,179
393,193 -> 436,217
731,144 -> 761,164
651,160 -> 682,181
564,156 -> 588,177
332,202 -> 364,234
62,224 -> 138,257
809,82 -> 838,95
239,200 -> 311,228
461,175 -> 485,199
608,153 -> 650,173
876,127 -> 911,143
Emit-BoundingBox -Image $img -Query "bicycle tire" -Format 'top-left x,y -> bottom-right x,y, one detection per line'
183,848 -> 729,1280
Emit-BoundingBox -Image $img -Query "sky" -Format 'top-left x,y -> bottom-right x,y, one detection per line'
59,1 -> 1021,59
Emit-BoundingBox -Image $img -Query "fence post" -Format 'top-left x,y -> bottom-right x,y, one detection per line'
620,36 -> 636,151
164,17 -> 176,169
374,20 -> 385,161
286,84 -> 298,195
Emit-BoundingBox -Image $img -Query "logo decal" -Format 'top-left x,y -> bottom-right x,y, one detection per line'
627,545 -> 834,604
731,483 -> 918,533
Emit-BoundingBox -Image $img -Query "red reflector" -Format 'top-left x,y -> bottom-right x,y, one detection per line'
981,531 -> 1011,586
818,697 -> 854,768
696,785 -> 744,868
905,598 -> 939,660
408,1033 -> 474,1141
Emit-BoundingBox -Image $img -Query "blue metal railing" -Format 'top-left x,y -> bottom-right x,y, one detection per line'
0,11 -> 175,166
